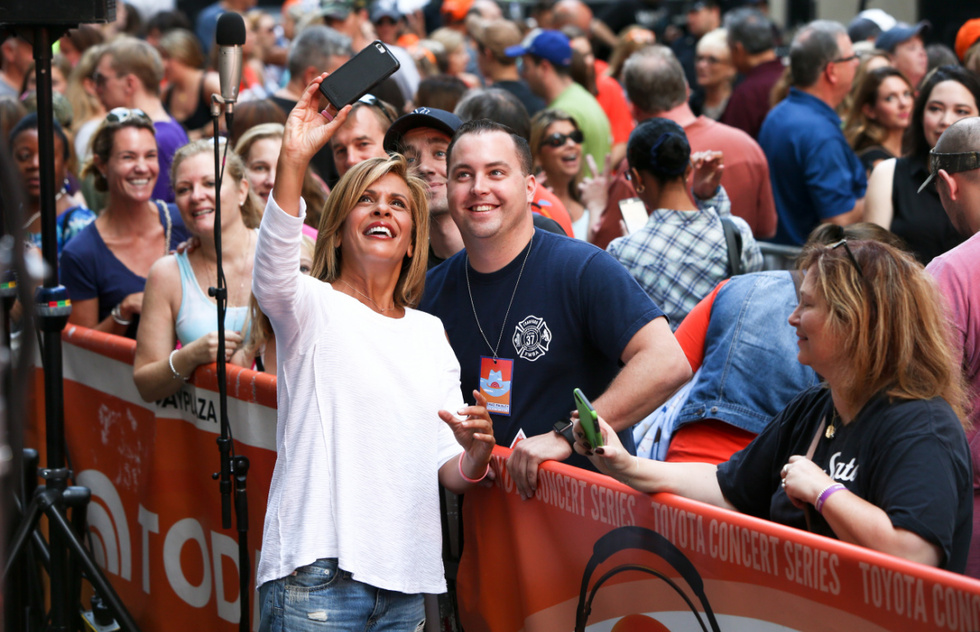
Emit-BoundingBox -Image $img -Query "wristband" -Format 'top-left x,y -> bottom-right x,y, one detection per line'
168,349 -> 186,381
111,303 -> 132,326
458,453 -> 489,484
814,483 -> 847,514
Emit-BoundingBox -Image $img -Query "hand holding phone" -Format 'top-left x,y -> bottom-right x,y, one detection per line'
573,388 -> 603,449
318,40 -> 400,111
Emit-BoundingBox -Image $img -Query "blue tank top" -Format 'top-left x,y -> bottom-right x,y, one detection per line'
174,251 -> 248,346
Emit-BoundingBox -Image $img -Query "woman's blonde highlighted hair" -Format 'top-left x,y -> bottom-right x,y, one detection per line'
170,138 -> 264,229
798,240 -> 969,427
310,154 -> 429,308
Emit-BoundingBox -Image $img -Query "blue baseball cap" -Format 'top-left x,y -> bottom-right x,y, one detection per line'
383,107 -> 462,152
504,29 -> 572,68
875,21 -> 930,53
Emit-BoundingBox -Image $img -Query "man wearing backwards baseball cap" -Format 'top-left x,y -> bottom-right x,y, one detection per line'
506,29 -> 612,178
384,107 -> 465,268
923,116 -> 980,579
876,21 -> 930,90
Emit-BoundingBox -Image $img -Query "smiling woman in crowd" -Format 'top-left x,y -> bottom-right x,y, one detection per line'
61,107 -> 189,337
132,138 -> 261,401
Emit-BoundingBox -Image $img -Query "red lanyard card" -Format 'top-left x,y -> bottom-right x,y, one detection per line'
478,356 -> 514,416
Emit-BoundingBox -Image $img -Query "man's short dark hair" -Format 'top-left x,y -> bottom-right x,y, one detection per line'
447,118 -> 533,175
287,25 -> 352,78
528,53 -> 570,77
453,88 -> 532,140
790,20 -> 845,88
724,7 -> 774,54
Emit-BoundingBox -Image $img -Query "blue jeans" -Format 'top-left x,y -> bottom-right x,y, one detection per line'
258,558 -> 425,632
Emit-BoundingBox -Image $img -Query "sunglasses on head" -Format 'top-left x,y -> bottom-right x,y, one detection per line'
357,94 -> 395,125
831,238 -> 865,280
542,129 -> 583,148
105,107 -> 150,124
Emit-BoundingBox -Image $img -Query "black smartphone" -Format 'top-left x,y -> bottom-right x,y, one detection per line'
573,388 -> 603,449
318,40 -> 401,111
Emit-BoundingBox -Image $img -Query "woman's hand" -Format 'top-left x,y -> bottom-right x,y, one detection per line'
580,153 -> 611,215
280,73 -> 351,169
780,455 -> 834,510
440,390 -> 496,487
184,329 -> 245,367
573,414 -> 636,482
580,154 -> 615,242
118,292 -> 145,322
691,150 -> 724,200
273,73 -> 352,216
440,390 -> 495,462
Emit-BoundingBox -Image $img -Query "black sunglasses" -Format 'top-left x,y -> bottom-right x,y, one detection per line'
831,238 -> 864,279
542,130 -> 583,148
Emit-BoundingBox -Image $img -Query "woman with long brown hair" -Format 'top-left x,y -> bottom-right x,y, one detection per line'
843,66 -> 914,173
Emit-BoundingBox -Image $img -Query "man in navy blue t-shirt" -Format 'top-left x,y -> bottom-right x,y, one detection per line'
420,119 -> 691,499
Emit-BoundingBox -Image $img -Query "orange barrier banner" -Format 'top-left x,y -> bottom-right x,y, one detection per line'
28,326 -> 980,631
457,454 -> 980,632
29,326 -> 278,631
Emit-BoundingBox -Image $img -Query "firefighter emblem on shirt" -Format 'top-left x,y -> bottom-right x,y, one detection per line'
512,315 -> 551,361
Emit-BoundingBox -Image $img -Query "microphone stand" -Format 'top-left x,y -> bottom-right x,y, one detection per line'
209,96 -> 250,632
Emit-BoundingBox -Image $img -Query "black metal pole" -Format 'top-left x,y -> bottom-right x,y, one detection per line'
209,100 -> 250,632
29,24 -> 72,632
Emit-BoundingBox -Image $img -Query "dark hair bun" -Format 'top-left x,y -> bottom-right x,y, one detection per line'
627,117 -> 690,178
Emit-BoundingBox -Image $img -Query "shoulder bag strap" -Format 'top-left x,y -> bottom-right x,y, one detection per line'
720,216 -> 743,276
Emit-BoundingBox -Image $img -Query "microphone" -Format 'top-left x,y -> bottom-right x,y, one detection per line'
214,12 -> 246,116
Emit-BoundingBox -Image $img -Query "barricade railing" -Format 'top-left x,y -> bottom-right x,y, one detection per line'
25,325 -> 980,631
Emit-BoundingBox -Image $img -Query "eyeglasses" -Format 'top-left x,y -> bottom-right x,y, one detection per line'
358,94 -> 395,125
542,130 -> 584,148
831,239 -> 864,279
830,54 -> 859,64
105,107 -> 151,124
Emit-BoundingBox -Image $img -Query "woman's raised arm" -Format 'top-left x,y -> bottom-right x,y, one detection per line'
272,73 -> 351,216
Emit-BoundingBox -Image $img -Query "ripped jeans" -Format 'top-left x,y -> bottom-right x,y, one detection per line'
258,558 -> 425,632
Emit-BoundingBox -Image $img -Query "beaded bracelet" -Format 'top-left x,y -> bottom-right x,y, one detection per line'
814,483 -> 847,514
458,453 -> 489,484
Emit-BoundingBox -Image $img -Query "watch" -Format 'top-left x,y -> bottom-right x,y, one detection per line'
553,419 -> 575,448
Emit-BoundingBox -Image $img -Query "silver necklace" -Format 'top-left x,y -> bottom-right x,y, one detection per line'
465,235 -> 533,361
340,279 -> 394,313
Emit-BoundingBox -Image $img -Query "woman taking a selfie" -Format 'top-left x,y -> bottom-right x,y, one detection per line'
578,238 -> 972,572
252,74 -> 495,629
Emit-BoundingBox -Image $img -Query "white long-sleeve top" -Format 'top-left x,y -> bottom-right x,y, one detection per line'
253,195 -> 464,594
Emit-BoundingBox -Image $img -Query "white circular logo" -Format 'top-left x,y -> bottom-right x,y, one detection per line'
512,315 -> 551,361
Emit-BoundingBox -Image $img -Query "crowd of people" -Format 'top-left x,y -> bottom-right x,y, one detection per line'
5,0 -> 980,627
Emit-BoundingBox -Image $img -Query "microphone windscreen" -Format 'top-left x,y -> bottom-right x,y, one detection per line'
216,12 -> 246,47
